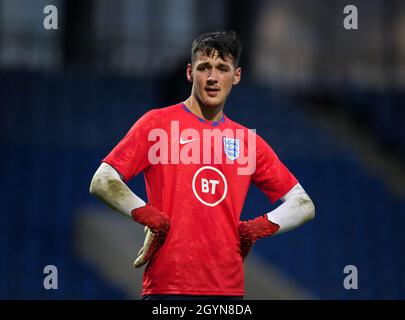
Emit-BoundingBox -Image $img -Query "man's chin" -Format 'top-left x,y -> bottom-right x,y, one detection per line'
201,96 -> 223,108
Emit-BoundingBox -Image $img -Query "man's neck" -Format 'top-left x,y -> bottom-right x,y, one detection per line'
184,96 -> 224,122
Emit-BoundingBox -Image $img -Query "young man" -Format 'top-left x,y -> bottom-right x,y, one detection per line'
90,31 -> 315,300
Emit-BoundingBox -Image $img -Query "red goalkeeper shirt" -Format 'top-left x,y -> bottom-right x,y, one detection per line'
102,103 -> 298,296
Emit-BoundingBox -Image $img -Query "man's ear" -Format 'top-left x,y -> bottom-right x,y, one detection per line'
186,63 -> 193,83
233,67 -> 241,85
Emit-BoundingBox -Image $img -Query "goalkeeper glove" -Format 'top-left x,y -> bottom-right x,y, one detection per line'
238,214 -> 280,264
134,226 -> 166,268
131,203 -> 170,234
131,204 -> 170,268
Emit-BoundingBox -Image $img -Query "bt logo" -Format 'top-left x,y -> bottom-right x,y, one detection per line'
192,166 -> 228,207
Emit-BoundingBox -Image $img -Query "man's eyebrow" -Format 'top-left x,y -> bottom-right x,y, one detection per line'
196,61 -> 232,68
196,61 -> 211,67
217,62 -> 231,68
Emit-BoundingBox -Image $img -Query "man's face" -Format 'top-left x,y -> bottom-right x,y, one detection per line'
187,50 -> 241,109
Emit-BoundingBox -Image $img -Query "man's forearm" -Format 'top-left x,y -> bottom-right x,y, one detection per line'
89,162 -> 146,218
266,183 -> 315,234
90,162 -> 170,268
238,183 -> 315,256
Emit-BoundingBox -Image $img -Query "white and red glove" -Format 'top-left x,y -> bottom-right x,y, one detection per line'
131,204 -> 170,268
238,214 -> 280,265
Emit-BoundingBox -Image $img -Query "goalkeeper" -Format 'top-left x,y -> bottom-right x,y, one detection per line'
90,31 -> 315,300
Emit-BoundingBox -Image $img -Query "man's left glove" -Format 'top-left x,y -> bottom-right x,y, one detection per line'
238,214 -> 280,265
131,204 -> 170,268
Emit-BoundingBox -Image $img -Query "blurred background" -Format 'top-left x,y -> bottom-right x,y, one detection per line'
1,0 -> 404,299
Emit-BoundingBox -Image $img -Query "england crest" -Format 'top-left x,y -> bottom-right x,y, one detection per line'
223,137 -> 240,160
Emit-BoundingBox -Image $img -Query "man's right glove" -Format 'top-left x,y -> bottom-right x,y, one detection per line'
238,214 -> 280,265
131,204 -> 170,268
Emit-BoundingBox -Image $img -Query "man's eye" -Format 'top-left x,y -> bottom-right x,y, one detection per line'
198,66 -> 208,71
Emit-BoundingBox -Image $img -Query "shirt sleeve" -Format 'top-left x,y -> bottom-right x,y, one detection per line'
102,109 -> 159,182
252,134 -> 298,203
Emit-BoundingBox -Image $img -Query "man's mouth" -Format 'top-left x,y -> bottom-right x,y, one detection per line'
205,87 -> 220,97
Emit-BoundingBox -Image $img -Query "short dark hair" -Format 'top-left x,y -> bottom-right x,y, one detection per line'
191,31 -> 242,67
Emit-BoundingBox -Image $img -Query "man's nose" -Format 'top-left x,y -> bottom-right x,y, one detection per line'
207,69 -> 218,83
